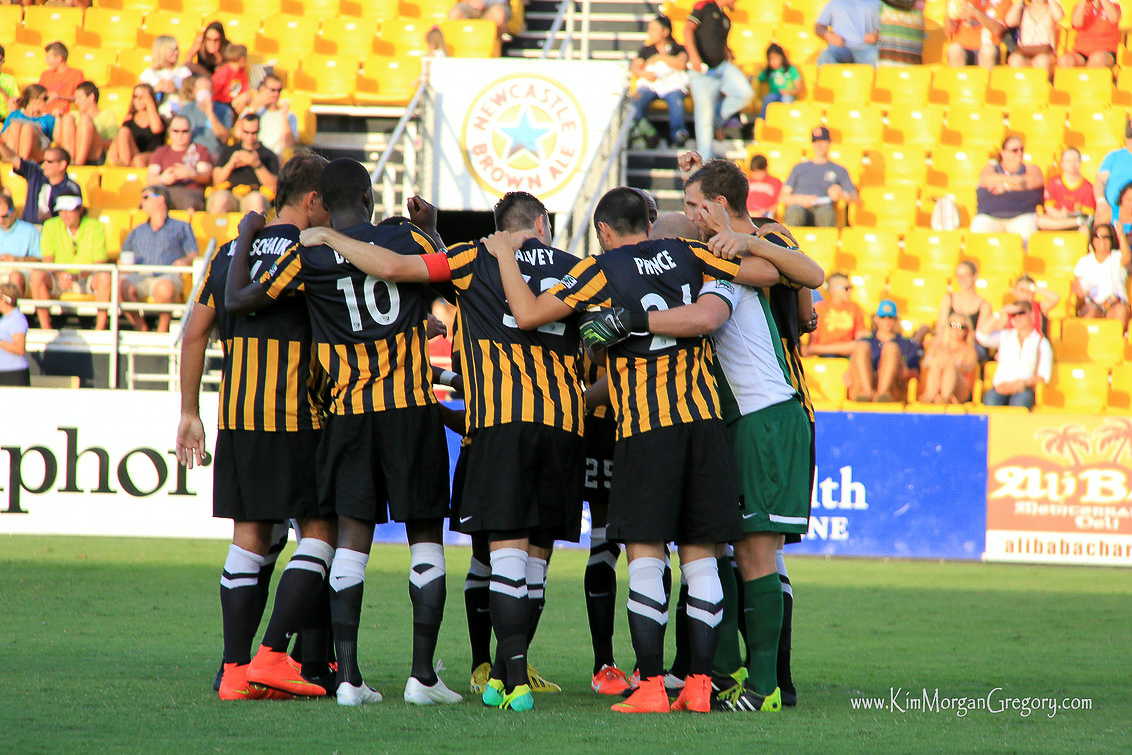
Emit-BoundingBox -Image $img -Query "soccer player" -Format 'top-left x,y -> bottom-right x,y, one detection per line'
225,158 -> 459,707
300,191 -> 586,712
176,153 -> 336,701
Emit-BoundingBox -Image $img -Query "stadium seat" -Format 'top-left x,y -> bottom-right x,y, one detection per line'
871,66 -> 931,106
343,0 -> 401,16
773,24 -> 827,64
1051,68 -> 1114,109
210,13 -> 259,40
812,65 -> 875,105
79,8 -> 145,48
1066,109 -> 1126,152
826,144 -> 865,184
986,68 -> 1050,108
1007,106 -> 1068,150
800,357 -> 847,409
67,166 -> 102,199
139,11 -> 206,47
111,49 -> 156,85
1024,231 -> 1087,277
928,67 -> 989,106
375,19 -> 431,57
2,164 -> 27,214
962,233 -> 1025,278
281,0 -> 340,14
191,212 -> 244,248
860,147 -> 928,188
927,146 -> 988,190
315,17 -> 380,57
1107,364 -> 1132,410
1074,146 -> 1110,183
730,28 -> 775,75
1057,319 -> 1126,367
103,0 -> 161,10
791,227 -> 839,274
886,270 -> 949,329
838,228 -> 901,273
355,57 -> 422,107
18,6 -> 83,47
293,56 -> 360,104
175,0 -> 222,16
939,106 -> 1006,150
257,16 -> 317,59
847,271 -> 888,311
94,168 -> 147,210
973,273 -> 1012,310
733,0 -> 784,26
758,144 -> 805,181
99,87 -> 134,123
69,48 -> 118,85
901,229 -> 962,274
757,102 -> 825,144
824,106 -> 883,148
438,19 -> 501,57
850,187 -> 920,231
96,209 -> 139,256
1113,67 -> 1132,109
1041,364 -> 1108,413
0,6 -> 21,31
660,2 -> 690,43
883,105 -> 943,148
4,48 -> 42,83
218,0 -> 283,13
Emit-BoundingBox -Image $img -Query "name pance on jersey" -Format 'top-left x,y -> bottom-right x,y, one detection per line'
634,250 -> 677,275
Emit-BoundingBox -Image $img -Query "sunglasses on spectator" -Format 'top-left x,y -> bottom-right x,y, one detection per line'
1009,310 -> 1028,318
949,321 -> 968,330
142,192 -> 160,200
1094,233 -> 1113,241
876,315 -> 895,320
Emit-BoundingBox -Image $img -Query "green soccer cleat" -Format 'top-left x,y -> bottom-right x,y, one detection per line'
499,683 -> 534,712
712,683 -> 782,713
482,677 -> 505,707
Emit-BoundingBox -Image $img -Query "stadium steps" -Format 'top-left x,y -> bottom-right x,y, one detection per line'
505,0 -> 652,60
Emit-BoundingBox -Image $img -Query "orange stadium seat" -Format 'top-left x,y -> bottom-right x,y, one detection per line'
886,270 -> 949,328
1057,319 -> 1126,367
1024,231 -> 1087,277
315,17 -> 380,57
812,64 -> 875,105
1107,364 -> 1132,410
871,66 -> 931,106
758,102 -> 825,144
883,105 -> 943,148
801,357 -> 847,409
824,106 -> 883,148
901,229 -> 962,274
838,228 -> 901,273
293,56 -> 360,104
927,146 -> 988,190
18,6 -> 83,48
939,106 -> 1006,150
986,67 -> 1050,108
1041,364 -> 1108,412
929,67 -> 988,106
791,227 -> 839,274
850,187 -> 920,231
1066,109 -> 1126,152
79,8 -> 144,48
356,57 -> 422,107
439,19 -> 501,57
1007,106 -> 1068,150
962,233 -> 1025,278
1051,68 -> 1114,109
860,147 -> 929,189
94,168 -> 147,210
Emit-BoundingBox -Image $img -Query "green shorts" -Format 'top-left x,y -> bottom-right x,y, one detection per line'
730,399 -> 812,535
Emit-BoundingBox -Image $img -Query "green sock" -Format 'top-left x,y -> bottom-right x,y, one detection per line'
711,556 -> 743,676
742,573 -> 783,696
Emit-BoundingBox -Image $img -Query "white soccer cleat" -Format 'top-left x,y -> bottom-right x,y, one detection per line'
404,674 -> 464,705
337,681 -> 384,706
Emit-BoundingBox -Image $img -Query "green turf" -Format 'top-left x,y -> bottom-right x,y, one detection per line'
2,536 -> 1129,754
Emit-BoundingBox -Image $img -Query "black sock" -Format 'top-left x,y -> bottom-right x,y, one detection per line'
584,527 -> 619,674
299,579 -> 333,678
409,543 -> 446,686
682,557 -> 723,677
220,545 -> 265,665
626,557 -> 668,679
489,548 -> 529,691
668,580 -> 690,678
261,539 -> 334,652
777,551 -> 795,693
255,524 -> 288,624
464,553 -> 493,669
526,556 -> 547,646
329,548 -> 368,687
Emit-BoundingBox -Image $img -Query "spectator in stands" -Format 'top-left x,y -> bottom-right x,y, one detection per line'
1008,273 -> 1060,336
815,0 -> 882,66
1096,122 -> 1132,227
1071,221 -> 1130,328
971,135 -> 1043,243
877,0 -> 925,65
1058,0 -> 1121,69
211,44 -> 252,125
184,21 -> 228,77
208,113 -> 278,214
684,0 -> 754,159
0,282 -> 29,386
38,42 -> 83,116
108,84 -> 166,168
0,46 -> 20,121
1113,181 -> 1132,239
146,115 -> 213,211
0,140 -> 82,225
448,0 -> 513,38
946,0 -> 1010,68
804,272 -> 869,356
140,36 -> 194,119
30,191 -> 110,330
2,85 -> 61,163
629,14 -> 689,149
1038,146 -> 1095,231
58,81 -> 117,167
0,189 -> 42,296
177,76 -> 229,157
245,74 -> 298,162
756,43 -> 802,120
937,260 -> 992,359
780,126 -> 858,228
977,300 -> 1052,408
847,298 -> 926,402
918,312 -> 978,404
1004,0 -> 1063,76
120,186 -> 199,333
746,154 -> 782,218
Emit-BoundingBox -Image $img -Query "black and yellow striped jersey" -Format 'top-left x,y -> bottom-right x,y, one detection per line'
582,351 -> 611,421
196,228 -> 323,432
549,237 -> 739,439
446,237 -> 585,435
257,218 -> 439,416
768,283 -> 815,423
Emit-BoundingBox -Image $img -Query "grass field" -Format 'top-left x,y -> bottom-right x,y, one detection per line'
3,535 -> 1129,754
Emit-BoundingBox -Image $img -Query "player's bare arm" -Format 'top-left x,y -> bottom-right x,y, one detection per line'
483,230 -> 573,329
176,302 -> 216,469
224,211 -> 274,315
299,225 -> 432,282
709,232 -> 824,289
645,291 -> 732,337
583,374 -> 610,412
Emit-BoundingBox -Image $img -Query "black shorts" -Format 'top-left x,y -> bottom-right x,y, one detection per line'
582,414 -> 616,509
784,417 -> 816,547
459,422 -> 585,541
608,420 -> 741,546
317,406 -> 450,524
449,439 -> 472,533
213,428 -> 326,522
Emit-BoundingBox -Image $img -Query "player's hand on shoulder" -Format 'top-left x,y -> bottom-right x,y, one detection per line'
299,226 -> 330,247
406,195 -> 438,231
482,229 -> 523,259
708,231 -> 751,259
580,307 -> 633,350
238,210 -> 266,236
755,221 -> 799,248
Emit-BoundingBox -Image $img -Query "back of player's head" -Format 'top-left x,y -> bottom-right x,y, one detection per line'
319,158 -> 372,213
276,152 -> 329,213
494,191 -> 547,231
631,188 -> 658,223
648,212 -> 698,241
593,187 -> 650,236
687,159 -> 748,216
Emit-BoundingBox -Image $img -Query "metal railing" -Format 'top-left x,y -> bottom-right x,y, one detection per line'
370,75 -> 431,220
541,0 -> 593,60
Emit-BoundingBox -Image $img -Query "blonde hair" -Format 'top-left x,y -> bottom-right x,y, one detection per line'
151,35 -> 180,70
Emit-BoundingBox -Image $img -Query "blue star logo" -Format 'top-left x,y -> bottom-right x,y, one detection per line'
498,106 -> 550,160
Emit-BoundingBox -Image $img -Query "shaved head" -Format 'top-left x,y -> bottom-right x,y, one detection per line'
648,212 -> 701,241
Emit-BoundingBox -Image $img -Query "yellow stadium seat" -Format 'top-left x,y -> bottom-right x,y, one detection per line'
901,229 -> 962,274
438,19 -> 501,57
791,227 -> 839,274
850,187 -> 920,231
1057,318 -> 1126,367
848,271 -> 889,312
986,68 -> 1050,108
824,106 -> 883,148
2,163 -> 27,213
102,0 -> 161,10
210,13 -> 259,41
314,17 -> 380,57
68,48 -> 118,85
1041,364 -> 1108,412
96,209 -> 138,255
1066,109 -> 1126,152
375,19 -> 431,57
812,64 -> 875,105
929,67 -> 989,106
871,66 -> 931,106
344,0 -> 400,16
1051,68 -> 1114,109
758,102 -> 825,144
4,48 -> 42,83
112,49 -> 155,84
781,1 -> 820,26
883,105 -> 943,148
1113,68 -> 1132,109
1107,364 -> 1132,410
1075,146 -> 1110,183
18,6 -> 83,48
66,166 -> 102,199
974,273 -> 1014,310
772,24 -> 826,65
217,0 -> 280,12
733,0 -> 784,27
0,6 -> 21,30
257,16 -> 317,59
293,56 -> 360,104
139,11 -> 206,47
660,2 -> 690,44
191,212 -> 244,248
838,228 -> 901,273
963,233 -> 1025,278
95,168 -> 147,210
757,144 -> 805,181
886,270 -> 950,328
939,106 -> 1006,150
79,8 -> 144,48
355,57 -> 422,107
1007,106 -> 1068,149
800,357 -> 847,409
1024,231 -> 1088,277
280,0 -> 339,13
860,147 -> 929,189
731,28 -> 775,75
825,144 -> 865,184
170,0 -> 221,16
99,87 -> 133,123
927,146 -> 989,190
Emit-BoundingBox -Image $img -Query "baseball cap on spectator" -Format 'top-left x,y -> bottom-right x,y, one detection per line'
54,191 -> 83,212
811,126 -> 830,142
875,299 -> 898,318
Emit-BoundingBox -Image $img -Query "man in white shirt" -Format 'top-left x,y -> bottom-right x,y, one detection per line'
977,300 -> 1053,409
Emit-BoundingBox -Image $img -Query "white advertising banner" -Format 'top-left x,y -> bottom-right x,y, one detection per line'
0,388 -> 227,539
429,58 -> 628,213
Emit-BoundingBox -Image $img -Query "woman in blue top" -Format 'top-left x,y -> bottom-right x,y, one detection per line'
0,282 -> 30,386
757,44 -> 802,120
1,85 -> 59,163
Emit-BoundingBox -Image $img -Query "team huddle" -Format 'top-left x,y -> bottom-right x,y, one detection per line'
175,149 -> 825,714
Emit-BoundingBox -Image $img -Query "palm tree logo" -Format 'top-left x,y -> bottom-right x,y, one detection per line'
1035,424 -> 1092,467
1095,417 -> 1132,464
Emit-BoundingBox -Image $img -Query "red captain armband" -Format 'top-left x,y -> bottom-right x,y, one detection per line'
422,253 -> 452,283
